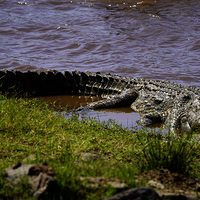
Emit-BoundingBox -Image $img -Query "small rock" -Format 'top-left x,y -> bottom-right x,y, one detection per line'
81,152 -> 99,161
30,173 -> 56,199
104,187 -> 161,200
148,180 -> 165,189
74,152 -> 101,164
160,193 -> 188,200
78,176 -> 128,190
5,163 -> 56,199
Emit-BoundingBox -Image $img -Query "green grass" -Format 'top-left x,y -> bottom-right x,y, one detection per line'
135,128 -> 198,174
0,95 -> 200,199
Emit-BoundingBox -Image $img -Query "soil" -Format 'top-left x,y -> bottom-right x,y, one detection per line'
140,169 -> 200,199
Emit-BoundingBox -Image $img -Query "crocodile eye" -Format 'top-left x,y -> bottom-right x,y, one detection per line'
154,98 -> 163,104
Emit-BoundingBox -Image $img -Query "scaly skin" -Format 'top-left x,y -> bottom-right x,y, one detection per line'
75,71 -> 200,132
1,70 -> 200,132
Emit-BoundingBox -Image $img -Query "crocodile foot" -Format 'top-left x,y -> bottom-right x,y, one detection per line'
76,89 -> 138,111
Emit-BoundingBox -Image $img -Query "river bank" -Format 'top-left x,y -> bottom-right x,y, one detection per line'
0,95 -> 200,199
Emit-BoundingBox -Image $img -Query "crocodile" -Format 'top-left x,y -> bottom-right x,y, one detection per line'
0,69 -> 200,132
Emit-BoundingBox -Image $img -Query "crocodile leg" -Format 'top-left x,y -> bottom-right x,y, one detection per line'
76,89 -> 138,111
163,93 -> 200,133
137,107 -> 192,133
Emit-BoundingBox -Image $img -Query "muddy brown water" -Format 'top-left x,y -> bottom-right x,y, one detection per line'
1,0 -> 200,128
39,95 -> 141,129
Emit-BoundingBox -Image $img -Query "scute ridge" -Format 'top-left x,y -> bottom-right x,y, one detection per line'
0,70 -> 200,132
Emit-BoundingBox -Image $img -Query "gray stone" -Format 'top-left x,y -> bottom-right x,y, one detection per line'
147,180 -> 165,190
30,173 -> 56,199
5,163 -> 56,199
104,187 -> 161,200
80,152 -> 99,161
78,176 -> 128,190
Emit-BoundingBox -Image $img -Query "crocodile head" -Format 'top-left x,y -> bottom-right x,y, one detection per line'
187,98 -> 200,131
172,95 -> 200,133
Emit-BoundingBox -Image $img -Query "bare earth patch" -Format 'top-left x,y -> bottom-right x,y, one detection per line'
140,169 -> 200,199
